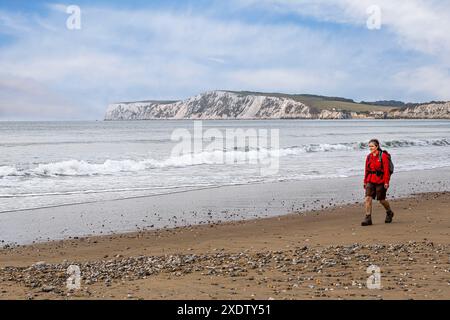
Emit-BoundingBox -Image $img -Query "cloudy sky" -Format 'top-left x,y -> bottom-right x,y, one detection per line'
1,0 -> 450,120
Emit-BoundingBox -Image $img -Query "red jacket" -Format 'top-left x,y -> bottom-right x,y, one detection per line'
364,150 -> 391,185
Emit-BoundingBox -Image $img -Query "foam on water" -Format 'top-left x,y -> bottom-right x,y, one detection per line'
1,120 -> 449,213
1,138 -> 448,178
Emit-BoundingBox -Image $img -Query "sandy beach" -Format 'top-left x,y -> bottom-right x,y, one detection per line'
2,0 -> 450,305
1,191 -> 449,300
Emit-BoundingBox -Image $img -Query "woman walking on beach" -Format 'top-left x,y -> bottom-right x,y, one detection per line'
362,139 -> 394,226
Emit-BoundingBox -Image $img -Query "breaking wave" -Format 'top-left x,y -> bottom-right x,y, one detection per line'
0,138 -> 448,178
0,166 -> 18,177
357,138 -> 449,149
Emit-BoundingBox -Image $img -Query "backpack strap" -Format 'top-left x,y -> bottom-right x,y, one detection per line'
365,154 -> 371,180
379,150 -> 383,172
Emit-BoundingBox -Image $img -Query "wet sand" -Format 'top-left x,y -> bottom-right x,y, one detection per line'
1,191 -> 449,300
1,167 -> 449,246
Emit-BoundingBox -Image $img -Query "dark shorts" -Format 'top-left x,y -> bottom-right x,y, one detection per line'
365,183 -> 387,200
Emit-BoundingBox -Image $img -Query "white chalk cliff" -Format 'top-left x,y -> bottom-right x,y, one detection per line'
104,91 -> 450,120
388,102 -> 450,119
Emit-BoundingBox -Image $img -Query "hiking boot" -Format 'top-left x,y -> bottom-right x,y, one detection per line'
385,210 -> 394,223
361,215 -> 372,226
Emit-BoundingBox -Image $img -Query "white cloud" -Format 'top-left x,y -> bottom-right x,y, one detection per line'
0,75 -> 81,120
207,57 -> 226,64
393,66 -> 450,101
238,0 -> 450,58
1,5 -> 358,118
235,0 -> 450,100
226,68 -> 348,94
0,2 -> 449,119
0,10 -> 33,35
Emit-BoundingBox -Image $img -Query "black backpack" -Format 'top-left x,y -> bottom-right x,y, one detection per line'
367,150 -> 394,175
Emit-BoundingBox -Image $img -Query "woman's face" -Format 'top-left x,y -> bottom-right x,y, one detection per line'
369,143 -> 377,152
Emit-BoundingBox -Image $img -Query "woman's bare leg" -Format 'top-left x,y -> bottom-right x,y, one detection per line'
379,199 -> 391,212
362,196 -> 373,225
380,199 -> 394,223
365,196 -> 373,216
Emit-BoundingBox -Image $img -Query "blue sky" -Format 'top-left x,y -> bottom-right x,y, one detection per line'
1,0 -> 449,120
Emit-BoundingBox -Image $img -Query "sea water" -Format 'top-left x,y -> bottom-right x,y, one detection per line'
1,119 -> 450,213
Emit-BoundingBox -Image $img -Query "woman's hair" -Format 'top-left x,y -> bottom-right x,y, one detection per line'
368,139 -> 382,151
